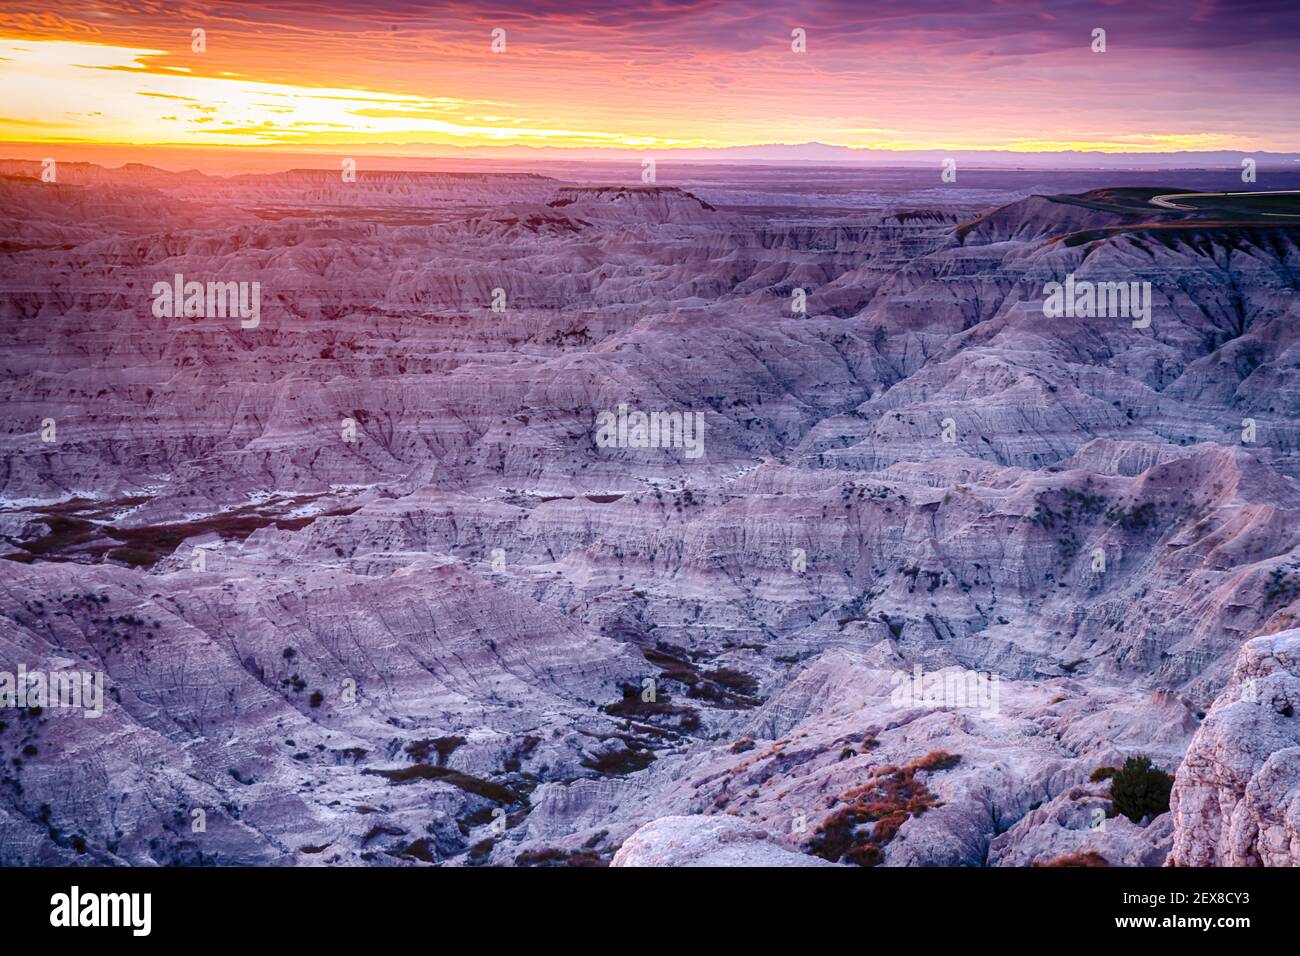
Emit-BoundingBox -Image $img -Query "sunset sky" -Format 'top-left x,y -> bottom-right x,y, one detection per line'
1,0 -> 1297,159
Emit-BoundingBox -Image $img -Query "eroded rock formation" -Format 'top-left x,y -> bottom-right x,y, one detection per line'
2,162 -> 1299,865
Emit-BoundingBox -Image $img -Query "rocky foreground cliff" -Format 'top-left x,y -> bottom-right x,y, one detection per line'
1,162 -> 1298,866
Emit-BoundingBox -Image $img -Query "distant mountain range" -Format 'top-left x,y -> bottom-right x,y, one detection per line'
3,140 -> 1298,173
439,141 -> 1300,169
645,142 -> 1300,168
288,140 -> 1300,169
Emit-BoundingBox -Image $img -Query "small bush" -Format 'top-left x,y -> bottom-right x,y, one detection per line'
1035,850 -> 1108,867
1108,755 -> 1173,823
406,735 -> 466,766
807,752 -> 958,866
362,765 -> 520,803
914,750 -> 960,772
515,846 -> 607,867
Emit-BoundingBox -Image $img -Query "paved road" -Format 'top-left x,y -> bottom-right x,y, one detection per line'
1149,189 -> 1300,211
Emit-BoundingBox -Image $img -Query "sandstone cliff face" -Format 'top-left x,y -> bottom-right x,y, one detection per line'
1168,630 -> 1300,866
2,164 -> 1299,865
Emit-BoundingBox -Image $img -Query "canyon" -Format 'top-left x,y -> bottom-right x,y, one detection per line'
1,160 -> 1298,866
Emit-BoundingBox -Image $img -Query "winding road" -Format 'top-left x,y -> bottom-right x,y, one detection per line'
1149,188 -> 1300,213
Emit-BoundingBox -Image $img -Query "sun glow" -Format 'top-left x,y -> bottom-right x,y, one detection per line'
0,1 -> 1292,160
0,37 -> 705,149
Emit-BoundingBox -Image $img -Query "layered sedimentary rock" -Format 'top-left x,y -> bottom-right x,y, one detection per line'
2,162 -> 1299,865
1167,630 -> 1300,866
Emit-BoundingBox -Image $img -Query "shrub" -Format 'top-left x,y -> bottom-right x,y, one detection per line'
1035,850 -> 1108,867
914,750 -> 961,772
807,752 -> 959,866
1109,755 -> 1173,823
515,846 -> 607,867
361,765 -> 520,803
405,735 -> 466,766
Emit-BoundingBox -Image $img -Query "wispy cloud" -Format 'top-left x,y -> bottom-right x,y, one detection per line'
0,0 -> 1296,152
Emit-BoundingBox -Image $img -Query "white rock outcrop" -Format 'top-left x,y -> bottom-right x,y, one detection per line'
611,815 -> 837,867
1168,630 -> 1300,866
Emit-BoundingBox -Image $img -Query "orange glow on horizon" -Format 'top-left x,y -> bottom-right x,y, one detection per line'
1,2 -> 1295,159
0,37 -> 717,150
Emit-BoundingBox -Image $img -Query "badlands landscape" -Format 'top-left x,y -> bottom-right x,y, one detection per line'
2,160 -> 1300,867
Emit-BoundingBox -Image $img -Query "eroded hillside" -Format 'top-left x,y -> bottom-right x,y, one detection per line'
2,163 -> 1299,866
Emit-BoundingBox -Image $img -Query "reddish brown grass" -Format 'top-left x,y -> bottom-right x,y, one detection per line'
806,751 -> 959,866
1034,850 -> 1109,867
